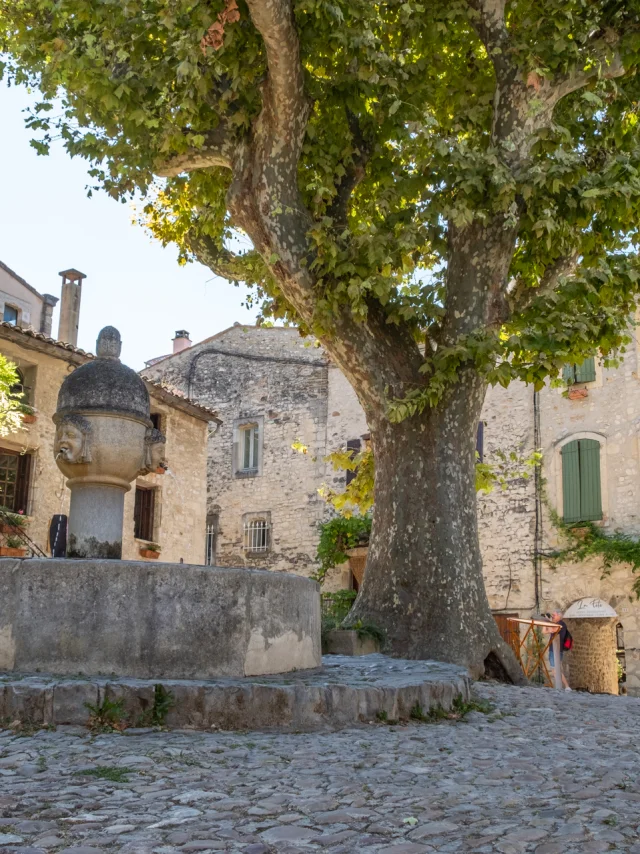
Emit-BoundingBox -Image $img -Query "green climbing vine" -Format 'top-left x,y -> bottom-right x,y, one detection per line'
544,506 -> 640,598
315,515 -> 372,583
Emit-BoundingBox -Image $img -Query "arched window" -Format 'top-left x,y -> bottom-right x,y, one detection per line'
561,438 -> 602,523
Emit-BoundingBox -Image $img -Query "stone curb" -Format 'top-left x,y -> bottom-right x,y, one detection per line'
0,655 -> 471,731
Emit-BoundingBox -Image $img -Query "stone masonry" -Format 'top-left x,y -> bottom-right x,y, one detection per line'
146,323 -> 640,692
143,326 -> 368,577
0,324 -> 211,564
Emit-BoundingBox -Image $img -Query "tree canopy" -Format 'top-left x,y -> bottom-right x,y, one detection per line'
2,0 -> 639,413
4,0 -> 640,672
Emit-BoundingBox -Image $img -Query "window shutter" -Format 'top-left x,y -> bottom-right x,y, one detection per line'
243,428 -> 251,469
578,439 -> 602,521
15,453 -> 31,515
252,426 -> 259,469
575,357 -> 596,384
561,440 -> 581,523
562,364 -> 576,384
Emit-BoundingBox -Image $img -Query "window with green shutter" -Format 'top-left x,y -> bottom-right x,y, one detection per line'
561,438 -> 603,523
562,356 -> 596,385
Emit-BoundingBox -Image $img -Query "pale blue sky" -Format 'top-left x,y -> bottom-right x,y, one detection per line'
0,83 -> 257,369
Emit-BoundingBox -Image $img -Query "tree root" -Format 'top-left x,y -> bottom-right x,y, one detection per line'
482,637 -> 528,686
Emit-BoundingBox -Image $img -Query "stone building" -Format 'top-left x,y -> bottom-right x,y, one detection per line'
143,325 -> 368,576
146,321 -> 640,693
0,262 -> 216,563
479,349 -> 640,696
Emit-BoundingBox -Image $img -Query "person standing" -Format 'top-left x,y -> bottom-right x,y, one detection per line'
548,610 -> 572,691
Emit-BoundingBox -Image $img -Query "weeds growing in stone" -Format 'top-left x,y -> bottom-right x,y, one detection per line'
76,766 -> 134,783
85,697 -> 127,733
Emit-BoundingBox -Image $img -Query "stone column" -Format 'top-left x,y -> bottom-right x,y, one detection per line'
564,617 -> 618,695
68,484 -> 126,559
53,326 -> 164,560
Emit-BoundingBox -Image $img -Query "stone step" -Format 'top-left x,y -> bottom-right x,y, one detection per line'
0,655 -> 470,732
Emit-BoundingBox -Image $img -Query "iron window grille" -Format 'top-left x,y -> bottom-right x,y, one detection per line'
205,520 -> 217,565
243,519 -> 270,553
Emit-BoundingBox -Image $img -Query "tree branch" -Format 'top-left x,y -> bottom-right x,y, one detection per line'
467,0 -> 627,168
155,126 -> 234,177
327,110 -> 373,228
510,250 -> 580,312
187,231 -> 261,283
244,0 -> 309,150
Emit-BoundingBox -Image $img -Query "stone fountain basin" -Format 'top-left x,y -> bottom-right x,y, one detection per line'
0,559 -> 321,680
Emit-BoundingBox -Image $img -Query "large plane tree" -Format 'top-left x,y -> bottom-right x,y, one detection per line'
3,0 -> 640,678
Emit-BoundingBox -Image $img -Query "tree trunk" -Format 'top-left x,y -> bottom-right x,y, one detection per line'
346,368 -> 525,683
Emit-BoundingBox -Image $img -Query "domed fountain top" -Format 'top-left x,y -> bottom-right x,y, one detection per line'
56,326 -> 150,422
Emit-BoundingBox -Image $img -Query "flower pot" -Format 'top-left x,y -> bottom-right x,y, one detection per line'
0,546 -> 26,557
21,413 -> 37,424
140,549 -> 160,559
568,387 -> 588,400
570,526 -> 590,540
0,523 -> 21,534
346,545 -> 368,586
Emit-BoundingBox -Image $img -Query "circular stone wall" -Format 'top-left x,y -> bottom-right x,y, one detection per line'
564,617 -> 618,695
0,559 -> 321,679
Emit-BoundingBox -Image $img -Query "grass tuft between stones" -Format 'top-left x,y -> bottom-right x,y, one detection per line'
75,766 -> 134,783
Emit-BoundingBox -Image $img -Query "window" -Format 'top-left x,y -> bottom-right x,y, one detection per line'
345,438 -> 361,485
561,438 -> 602,523
150,412 -> 163,431
243,518 -> 271,553
134,485 -> 156,541
0,449 -> 31,513
3,305 -> 18,325
205,513 -> 218,566
563,357 -> 596,385
240,424 -> 259,472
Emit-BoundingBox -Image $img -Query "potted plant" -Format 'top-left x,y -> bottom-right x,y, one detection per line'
0,535 -> 27,557
0,507 -> 27,534
140,542 -> 162,559
567,387 -> 588,401
20,405 -> 37,424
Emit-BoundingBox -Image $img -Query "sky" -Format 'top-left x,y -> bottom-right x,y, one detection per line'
0,83 -> 257,369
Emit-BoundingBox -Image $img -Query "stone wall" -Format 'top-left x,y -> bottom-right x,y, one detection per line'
0,331 -> 208,563
121,390 -> 208,565
478,381 -> 537,614
145,326 -> 332,573
144,327 -> 372,579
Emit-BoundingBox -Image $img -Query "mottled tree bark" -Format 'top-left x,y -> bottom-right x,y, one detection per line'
346,370 -> 523,681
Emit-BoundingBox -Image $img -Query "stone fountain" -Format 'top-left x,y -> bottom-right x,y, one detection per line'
53,326 -> 164,559
0,327 -> 321,680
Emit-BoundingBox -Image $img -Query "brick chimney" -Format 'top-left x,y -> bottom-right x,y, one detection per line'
172,330 -> 192,355
58,268 -> 87,346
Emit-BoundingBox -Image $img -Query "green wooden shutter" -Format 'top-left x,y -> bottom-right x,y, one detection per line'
575,357 -> 596,384
578,439 -> 602,521
562,364 -> 576,384
561,440 -> 582,523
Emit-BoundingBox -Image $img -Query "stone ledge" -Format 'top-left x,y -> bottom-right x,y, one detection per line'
0,655 -> 471,732
323,630 -> 381,656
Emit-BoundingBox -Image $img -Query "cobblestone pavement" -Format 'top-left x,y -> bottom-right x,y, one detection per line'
1,682 -> 639,854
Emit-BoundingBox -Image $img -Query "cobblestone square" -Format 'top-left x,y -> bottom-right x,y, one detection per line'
1,683 -> 639,853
